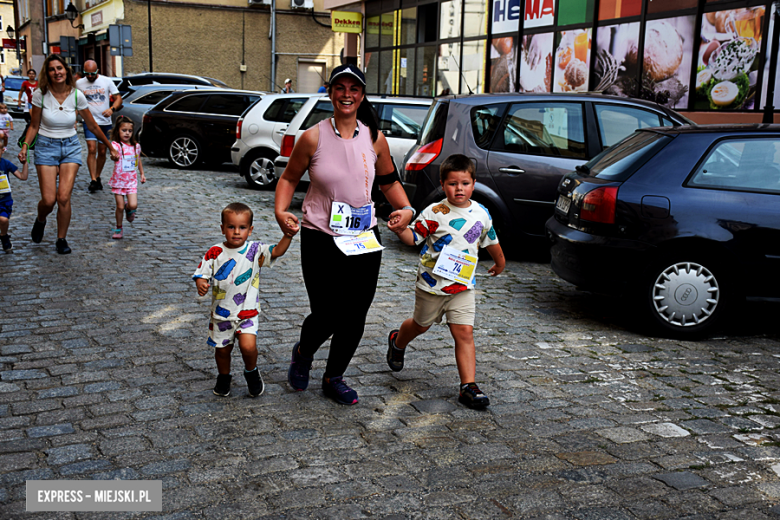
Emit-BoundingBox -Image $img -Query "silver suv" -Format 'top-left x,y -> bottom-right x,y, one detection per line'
231,94 -> 321,189
273,95 -> 432,186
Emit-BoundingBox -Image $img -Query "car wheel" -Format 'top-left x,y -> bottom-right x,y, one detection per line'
242,150 -> 278,190
642,256 -> 729,338
168,135 -> 201,169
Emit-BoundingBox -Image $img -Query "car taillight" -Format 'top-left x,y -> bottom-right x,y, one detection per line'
280,134 -> 295,157
580,186 -> 618,224
405,138 -> 442,171
236,118 -> 243,140
142,114 -> 151,125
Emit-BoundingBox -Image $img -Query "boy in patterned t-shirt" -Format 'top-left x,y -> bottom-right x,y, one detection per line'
193,203 -> 298,398
386,154 -> 505,409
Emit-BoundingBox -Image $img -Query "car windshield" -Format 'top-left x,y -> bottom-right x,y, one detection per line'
5,77 -> 24,90
588,131 -> 672,181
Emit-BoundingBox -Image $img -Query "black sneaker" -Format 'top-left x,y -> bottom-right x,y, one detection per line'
88,180 -> 98,193
31,219 -> 45,243
0,234 -> 11,252
386,329 -> 405,372
244,368 -> 264,398
213,374 -> 232,397
96,177 -> 103,191
288,342 -> 312,391
55,238 -> 71,255
458,383 -> 490,409
322,376 -> 358,405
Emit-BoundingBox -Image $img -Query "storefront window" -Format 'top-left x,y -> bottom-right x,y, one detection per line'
399,47 -> 416,95
553,29 -> 592,91
462,40 -> 486,93
598,0 -> 641,21
381,12 -> 396,48
366,15 -> 380,48
490,36 -> 519,92
557,0 -> 592,27
400,8 -> 417,45
379,49 -> 394,95
647,0 -> 697,15
519,33 -> 554,92
593,22 -> 640,96
695,7 -> 763,110
440,0 -> 463,40
437,42 -> 461,94
416,45 -> 437,96
464,0 -> 488,37
365,52 -> 379,94
645,16 -> 694,109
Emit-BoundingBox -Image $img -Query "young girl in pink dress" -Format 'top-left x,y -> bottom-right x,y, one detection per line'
109,116 -> 146,239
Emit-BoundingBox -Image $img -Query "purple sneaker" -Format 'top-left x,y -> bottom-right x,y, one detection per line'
288,342 -> 312,391
322,376 -> 358,405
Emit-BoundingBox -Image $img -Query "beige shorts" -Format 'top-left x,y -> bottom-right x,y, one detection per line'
413,287 -> 475,328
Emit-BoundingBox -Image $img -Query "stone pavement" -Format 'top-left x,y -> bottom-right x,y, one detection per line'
2,128 -> 780,520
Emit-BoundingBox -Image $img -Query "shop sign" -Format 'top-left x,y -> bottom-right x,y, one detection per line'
492,0 -> 520,34
525,0 -> 554,29
92,11 -> 103,26
331,11 -> 363,33
2,39 -> 26,50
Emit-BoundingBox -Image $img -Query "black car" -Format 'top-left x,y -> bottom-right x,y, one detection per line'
141,90 -> 261,168
546,125 -> 780,338
116,73 -> 227,97
402,93 -> 693,253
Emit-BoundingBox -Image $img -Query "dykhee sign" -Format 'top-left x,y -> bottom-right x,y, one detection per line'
331,11 -> 362,33
2,38 -> 26,50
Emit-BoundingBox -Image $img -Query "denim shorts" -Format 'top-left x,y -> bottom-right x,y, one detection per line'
83,123 -> 112,142
34,135 -> 83,166
0,195 -> 12,218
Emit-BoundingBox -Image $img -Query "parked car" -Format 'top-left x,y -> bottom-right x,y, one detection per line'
112,84 -> 218,140
231,93 -> 322,189
273,95 -> 432,188
546,124 -> 780,338
401,93 -> 694,253
116,73 -> 227,97
140,89 -> 261,168
3,75 -> 26,117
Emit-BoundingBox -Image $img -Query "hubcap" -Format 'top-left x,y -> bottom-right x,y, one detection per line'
651,262 -> 719,327
170,138 -> 198,167
249,157 -> 275,185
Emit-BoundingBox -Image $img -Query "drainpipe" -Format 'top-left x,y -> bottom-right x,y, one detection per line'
270,0 -> 276,92
43,0 -> 49,54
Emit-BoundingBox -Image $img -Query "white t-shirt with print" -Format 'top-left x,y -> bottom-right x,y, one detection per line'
76,75 -> 119,126
409,199 -> 499,296
0,114 -> 12,130
32,88 -> 89,138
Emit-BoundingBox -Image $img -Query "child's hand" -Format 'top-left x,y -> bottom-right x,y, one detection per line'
195,278 -> 210,296
284,217 -> 299,237
110,149 -> 120,162
140,174 -> 146,184
487,263 -> 504,276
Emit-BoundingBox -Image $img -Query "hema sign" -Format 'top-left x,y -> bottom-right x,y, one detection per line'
332,11 -> 363,33
492,0 -> 520,34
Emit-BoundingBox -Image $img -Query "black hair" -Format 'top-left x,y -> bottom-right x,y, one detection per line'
440,154 -> 476,183
357,98 -> 379,143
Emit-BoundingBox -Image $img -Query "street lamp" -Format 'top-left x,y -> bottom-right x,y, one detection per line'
65,2 -> 85,30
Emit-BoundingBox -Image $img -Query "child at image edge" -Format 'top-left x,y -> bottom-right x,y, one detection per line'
387,154 -> 505,409
0,134 -> 30,252
109,116 -> 146,239
193,202 -> 298,397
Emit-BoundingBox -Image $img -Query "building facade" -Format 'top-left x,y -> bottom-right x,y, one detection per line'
0,0 -> 21,76
331,0 -> 780,122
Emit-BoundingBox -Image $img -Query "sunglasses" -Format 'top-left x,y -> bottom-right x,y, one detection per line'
85,72 -> 98,76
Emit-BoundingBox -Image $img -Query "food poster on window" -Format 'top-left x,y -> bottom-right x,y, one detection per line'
554,29 -> 591,92
593,22 -> 640,97
695,6 -> 765,110
760,3 -> 779,109
642,16 -> 695,109
519,33 -> 553,92
490,36 -> 519,92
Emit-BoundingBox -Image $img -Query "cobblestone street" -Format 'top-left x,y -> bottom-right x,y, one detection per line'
2,129 -> 780,519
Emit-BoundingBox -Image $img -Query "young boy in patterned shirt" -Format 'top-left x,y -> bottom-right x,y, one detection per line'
193,202 -> 298,397
386,154 -> 505,409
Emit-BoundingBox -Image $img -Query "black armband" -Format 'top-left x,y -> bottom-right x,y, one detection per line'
375,159 -> 402,185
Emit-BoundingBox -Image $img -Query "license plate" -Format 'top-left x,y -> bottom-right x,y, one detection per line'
555,195 -> 571,214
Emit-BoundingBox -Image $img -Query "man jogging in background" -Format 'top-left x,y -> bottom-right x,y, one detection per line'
76,60 -> 122,193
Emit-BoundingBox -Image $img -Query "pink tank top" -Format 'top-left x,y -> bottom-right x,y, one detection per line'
302,119 -> 377,236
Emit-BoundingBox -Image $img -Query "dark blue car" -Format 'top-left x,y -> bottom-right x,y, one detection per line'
546,125 -> 780,338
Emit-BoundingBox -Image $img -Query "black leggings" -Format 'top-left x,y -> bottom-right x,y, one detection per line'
299,226 -> 382,378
